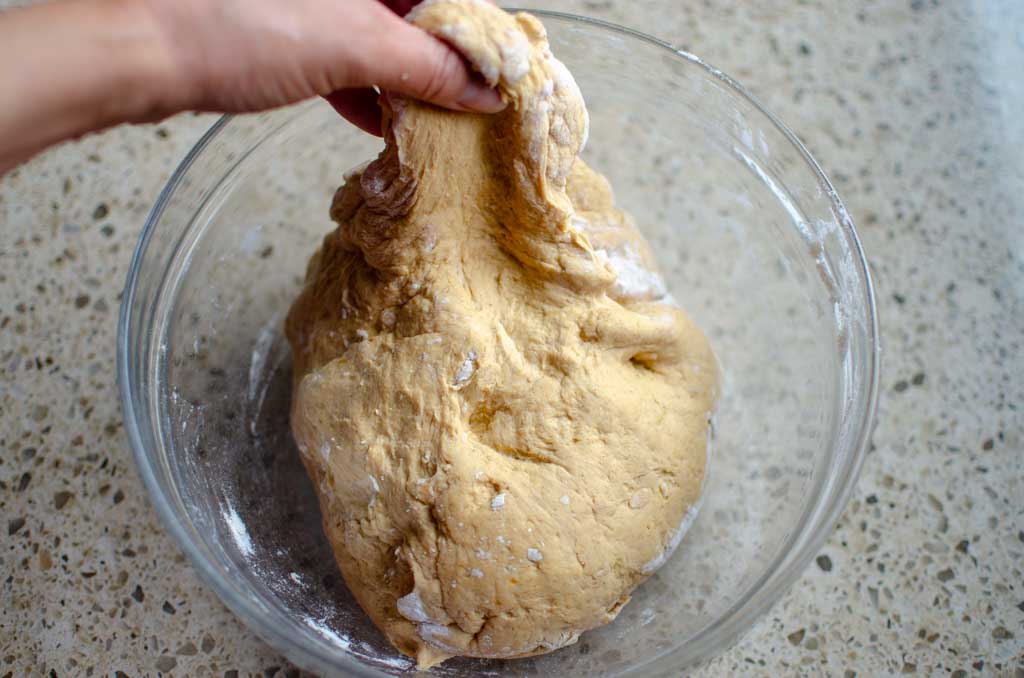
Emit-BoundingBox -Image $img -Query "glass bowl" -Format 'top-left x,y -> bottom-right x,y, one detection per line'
118,10 -> 879,677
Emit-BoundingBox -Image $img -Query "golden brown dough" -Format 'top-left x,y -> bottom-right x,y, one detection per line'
285,0 -> 718,667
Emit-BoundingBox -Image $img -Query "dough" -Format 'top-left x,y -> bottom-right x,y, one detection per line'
285,0 -> 718,667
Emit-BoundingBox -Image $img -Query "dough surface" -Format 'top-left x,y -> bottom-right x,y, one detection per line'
285,0 -> 718,667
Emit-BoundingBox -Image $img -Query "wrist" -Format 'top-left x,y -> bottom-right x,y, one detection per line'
89,0 -> 191,125
0,0 -> 191,172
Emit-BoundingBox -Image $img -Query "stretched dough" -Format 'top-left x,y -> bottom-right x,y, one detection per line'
285,0 -> 718,667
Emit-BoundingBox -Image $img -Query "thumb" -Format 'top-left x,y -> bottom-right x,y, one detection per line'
363,17 -> 505,113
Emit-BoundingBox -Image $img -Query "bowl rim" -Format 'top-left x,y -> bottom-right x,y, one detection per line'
119,9 -> 880,676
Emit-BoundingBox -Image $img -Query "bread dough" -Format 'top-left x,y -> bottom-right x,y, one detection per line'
285,0 -> 718,668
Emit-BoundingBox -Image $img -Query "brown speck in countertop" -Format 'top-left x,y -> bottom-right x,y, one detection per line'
154,655 -> 176,673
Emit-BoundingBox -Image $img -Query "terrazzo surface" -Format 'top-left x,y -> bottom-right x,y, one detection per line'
1,0 -> 1022,676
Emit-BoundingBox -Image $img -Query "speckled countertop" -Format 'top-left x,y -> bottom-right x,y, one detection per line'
2,1 -> 1022,676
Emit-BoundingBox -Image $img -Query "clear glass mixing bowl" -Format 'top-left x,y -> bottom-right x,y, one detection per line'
118,11 -> 879,677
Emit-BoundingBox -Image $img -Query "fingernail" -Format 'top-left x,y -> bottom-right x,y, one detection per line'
457,78 -> 506,113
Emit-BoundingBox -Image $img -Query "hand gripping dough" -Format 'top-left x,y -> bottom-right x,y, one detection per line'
285,0 -> 718,668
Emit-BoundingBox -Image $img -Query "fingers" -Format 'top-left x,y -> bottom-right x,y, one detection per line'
325,88 -> 383,136
360,14 -> 504,114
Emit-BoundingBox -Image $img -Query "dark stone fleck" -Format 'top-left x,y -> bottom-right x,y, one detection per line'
892,293 -> 905,304
100,225 -> 115,238
950,671 -> 966,678
902,663 -> 916,674
285,671 -> 300,678
982,438 -> 994,451
156,128 -> 169,139
972,661 -> 984,670
122,548 -> 136,558
17,472 -> 31,492
54,491 -> 73,510
866,494 -> 878,504
113,489 -> 125,505
162,601 -> 176,614
579,642 -> 590,655
92,203 -> 109,220
787,628 -> 805,645
74,294 -> 90,309
816,555 -> 833,572
799,42 -> 812,55
201,635 -> 215,653
937,568 -> 954,582
176,641 -> 197,656
911,372 -> 925,386
263,667 -> 281,678
224,672 -> 239,678
955,540 -> 969,554
131,585 -> 144,603
154,656 -> 176,673
992,626 -> 1014,640
1016,601 -> 1024,613
259,245 -> 274,259
893,380 -> 909,392
114,673 -> 130,678
22,447 -> 37,460
8,518 -> 25,535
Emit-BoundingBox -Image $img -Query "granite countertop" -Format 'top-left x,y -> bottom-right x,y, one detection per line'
2,1 -> 1022,676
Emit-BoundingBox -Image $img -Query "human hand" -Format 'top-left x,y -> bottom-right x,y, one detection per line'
144,0 -> 504,134
0,0 -> 499,174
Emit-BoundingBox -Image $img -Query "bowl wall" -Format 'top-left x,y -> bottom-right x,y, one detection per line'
120,12 -> 877,677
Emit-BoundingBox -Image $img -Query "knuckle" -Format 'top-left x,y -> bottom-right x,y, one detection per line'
420,48 -> 463,101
